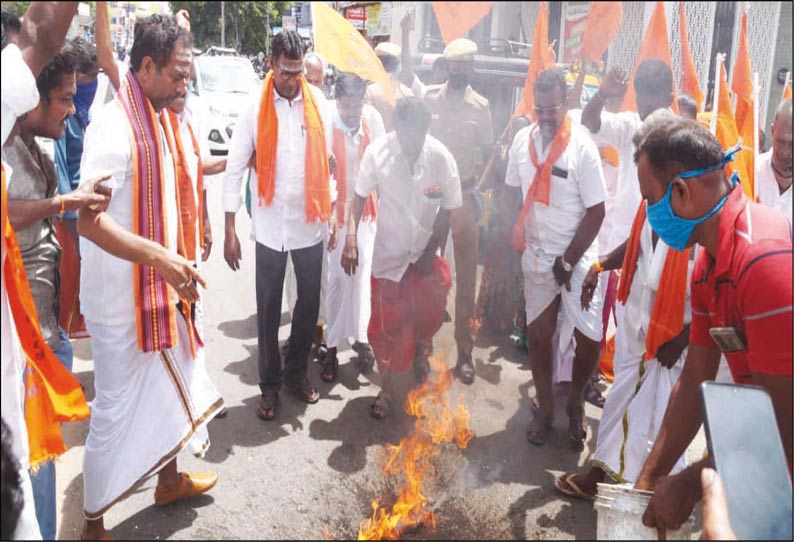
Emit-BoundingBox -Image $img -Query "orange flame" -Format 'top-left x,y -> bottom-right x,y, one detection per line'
357,355 -> 474,540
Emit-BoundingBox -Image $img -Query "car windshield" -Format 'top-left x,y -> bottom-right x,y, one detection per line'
199,60 -> 257,93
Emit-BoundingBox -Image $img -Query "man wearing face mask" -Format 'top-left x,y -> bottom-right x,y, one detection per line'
628,111 -> 792,535
424,38 -> 493,385
756,99 -> 792,218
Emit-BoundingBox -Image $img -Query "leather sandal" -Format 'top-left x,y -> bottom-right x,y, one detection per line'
154,471 -> 218,506
526,411 -> 553,446
320,352 -> 338,383
284,377 -> 320,404
256,393 -> 278,421
566,404 -> 587,451
370,394 -> 392,420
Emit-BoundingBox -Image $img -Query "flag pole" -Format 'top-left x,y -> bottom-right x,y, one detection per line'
710,53 -> 724,136
752,71 -> 759,201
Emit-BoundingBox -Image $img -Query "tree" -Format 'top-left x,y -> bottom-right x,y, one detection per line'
169,1 -> 292,55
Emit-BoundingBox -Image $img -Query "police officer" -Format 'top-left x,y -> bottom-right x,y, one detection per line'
424,38 -> 493,384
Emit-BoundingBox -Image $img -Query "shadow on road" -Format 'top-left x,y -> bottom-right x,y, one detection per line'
217,314 -> 257,340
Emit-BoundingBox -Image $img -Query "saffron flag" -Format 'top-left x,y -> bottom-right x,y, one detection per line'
679,2 -> 704,111
431,2 -> 494,45
731,12 -> 754,191
715,60 -> 752,197
621,2 -> 678,114
513,1 -> 554,120
580,2 -> 623,63
312,2 -> 393,104
782,78 -> 792,102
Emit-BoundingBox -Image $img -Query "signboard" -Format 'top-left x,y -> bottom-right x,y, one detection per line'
561,2 -> 590,63
365,2 -> 392,36
282,15 -> 297,32
345,6 -> 366,30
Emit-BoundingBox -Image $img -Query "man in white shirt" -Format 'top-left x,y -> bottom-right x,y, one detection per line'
223,30 -> 333,421
342,96 -> 461,419
504,69 -> 606,450
78,16 -> 222,538
757,99 -> 792,218
1,4 -> 80,539
580,59 -> 675,253
322,72 -> 385,383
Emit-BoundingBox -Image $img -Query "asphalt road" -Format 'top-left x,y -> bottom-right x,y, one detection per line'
55,180 -> 705,540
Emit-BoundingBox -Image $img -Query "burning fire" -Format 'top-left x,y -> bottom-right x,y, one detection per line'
357,355 -> 474,540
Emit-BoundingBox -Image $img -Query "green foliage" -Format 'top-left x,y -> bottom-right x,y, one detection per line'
169,1 -> 292,55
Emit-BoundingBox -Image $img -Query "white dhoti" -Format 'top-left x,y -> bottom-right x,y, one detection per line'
325,220 -> 376,349
592,221 -> 690,482
522,247 -> 603,384
83,316 -> 223,519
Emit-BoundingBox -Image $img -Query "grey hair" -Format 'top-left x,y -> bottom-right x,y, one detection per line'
304,51 -> 324,69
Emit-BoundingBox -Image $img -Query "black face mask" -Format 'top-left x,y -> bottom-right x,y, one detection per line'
448,73 -> 470,90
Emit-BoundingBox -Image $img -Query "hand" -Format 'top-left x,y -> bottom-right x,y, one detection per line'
580,263 -> 600,310
224,226 -> 242,271
175,9 -> 191,32
414,246 -> 436,276
599,66 -> 629,99
67,175 -> 112,213
341,235 -> 359,276
154,249 -> 206,304
327,220 -> 338,252
553,256 -> 573,292
201,215 -> 212,262
642,471 -> 700,537
656,326 -> 689,369
401,11 -> 413,32
700,468 -> 736,541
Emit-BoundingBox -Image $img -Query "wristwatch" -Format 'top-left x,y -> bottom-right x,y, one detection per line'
561,257 -> 573,273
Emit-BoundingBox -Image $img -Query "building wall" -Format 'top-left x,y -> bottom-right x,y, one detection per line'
765,0 -> 792,132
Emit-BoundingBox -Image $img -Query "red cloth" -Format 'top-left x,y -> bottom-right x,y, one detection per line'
368,257 -> 452,373
689,187 -> 793,383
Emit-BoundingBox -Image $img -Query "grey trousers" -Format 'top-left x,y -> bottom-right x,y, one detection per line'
255,241 -> 323,395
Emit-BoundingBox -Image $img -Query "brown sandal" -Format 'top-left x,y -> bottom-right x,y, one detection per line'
284,378 -> 320,404
320,353 -> 338,383
256,394 -> 278,421
370,394 -> 392,420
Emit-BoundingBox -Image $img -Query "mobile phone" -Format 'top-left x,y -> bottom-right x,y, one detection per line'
700,381 -> 792,540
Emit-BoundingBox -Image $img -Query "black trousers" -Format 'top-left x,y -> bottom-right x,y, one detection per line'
255,241 -> 323,395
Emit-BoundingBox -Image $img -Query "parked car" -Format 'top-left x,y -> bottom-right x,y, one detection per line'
190,54 -> 260,155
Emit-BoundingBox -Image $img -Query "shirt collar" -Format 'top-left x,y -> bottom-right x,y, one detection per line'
273,86 -> 303,103
714,184 -> 748,278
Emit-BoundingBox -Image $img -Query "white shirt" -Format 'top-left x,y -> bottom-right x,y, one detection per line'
588,111 -> 643,251
222,84 -> 334,251
80,99 -> 179,325
332,104 -> 385,221
505,122 -> 606,267
756,150 -> 793,219
1,43 -> 41,474
355,133 -> 462,282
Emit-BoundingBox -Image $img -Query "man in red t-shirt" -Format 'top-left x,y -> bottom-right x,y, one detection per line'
627,111 -> 792,534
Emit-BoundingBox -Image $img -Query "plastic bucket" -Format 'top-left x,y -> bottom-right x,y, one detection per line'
595,483 -> 695,540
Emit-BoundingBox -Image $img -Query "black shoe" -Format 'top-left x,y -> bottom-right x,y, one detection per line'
454,353 -> 476,385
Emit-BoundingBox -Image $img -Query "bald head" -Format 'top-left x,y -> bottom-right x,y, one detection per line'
771,99 -> 792,179
304,52 -> 324,88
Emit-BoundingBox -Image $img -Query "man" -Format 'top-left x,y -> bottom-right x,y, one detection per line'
581,59 -> 675,254
3,43 -> 109,542
628,112 -> 792,534
365,41 -> 413,132
342,96 -> 461,419
54,2 -> 121,339
423,38 -> 493,385
555,176 -> 693,499
757,99 -> 792,218
321,72 -> 385,383
1,3 -> 83,539
304,52 -> 325,91
505,68 -> 606,450
223,30 -> 333,422
78,15 -> 223,538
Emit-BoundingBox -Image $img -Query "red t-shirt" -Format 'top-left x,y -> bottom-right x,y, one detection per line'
690,187 -> 793,383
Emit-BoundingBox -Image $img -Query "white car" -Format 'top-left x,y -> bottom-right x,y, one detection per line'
190,54 -> 260,155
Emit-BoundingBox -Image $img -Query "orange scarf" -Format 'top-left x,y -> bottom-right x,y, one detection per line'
256,72 -> 331,222
617,201 -> 690,360
511,115 -> 572,250
2,165 -> 90,468
166,109 -> 204,262
332,120 -> 376,226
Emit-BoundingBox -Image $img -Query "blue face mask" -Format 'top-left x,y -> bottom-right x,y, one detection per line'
646,144 -> 741,251
74,78 -> 99,127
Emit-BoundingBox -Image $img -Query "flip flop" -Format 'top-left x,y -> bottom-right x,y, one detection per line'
256,394 -> 278,421
320,353 -> 338,383
554,472 -> 596,501
567,405 -> 587,451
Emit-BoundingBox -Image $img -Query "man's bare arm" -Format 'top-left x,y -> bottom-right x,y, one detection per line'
18,2 -> 79,77
564,202 -> 605,266
202,156 -> 227,176
95,1 -> 120,91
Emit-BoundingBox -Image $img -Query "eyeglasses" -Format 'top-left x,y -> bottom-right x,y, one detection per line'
534,103 -> 563,115
277,65 -> 304,80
